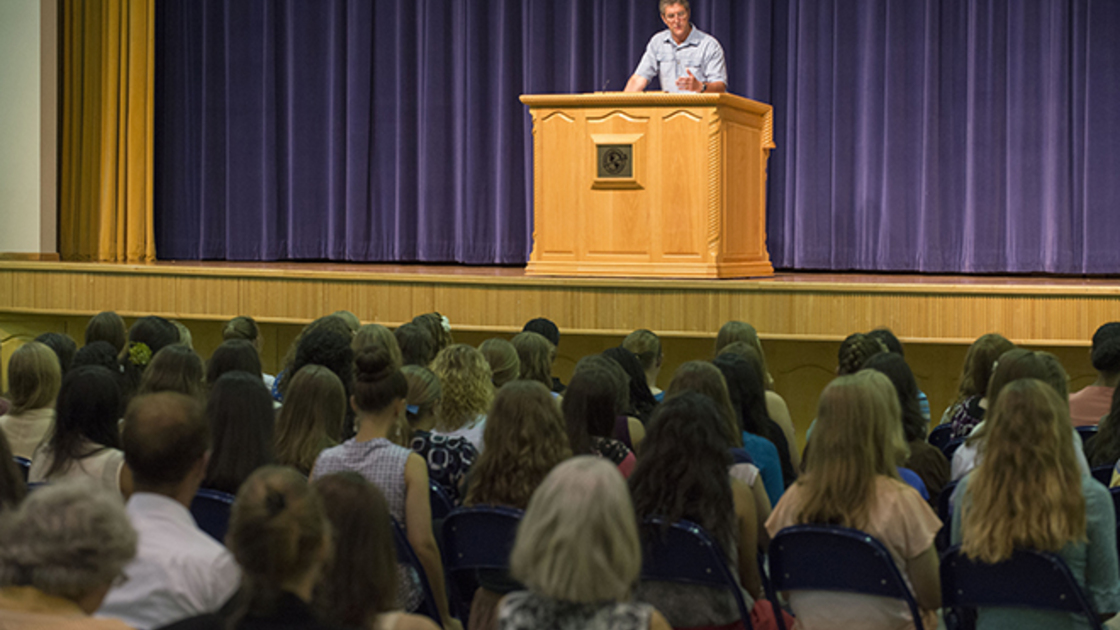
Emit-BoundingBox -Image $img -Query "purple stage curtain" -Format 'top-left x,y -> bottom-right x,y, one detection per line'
155,0 -> 1120,273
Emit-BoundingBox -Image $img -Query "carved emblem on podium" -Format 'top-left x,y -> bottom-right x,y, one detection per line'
597,144 -> 633,178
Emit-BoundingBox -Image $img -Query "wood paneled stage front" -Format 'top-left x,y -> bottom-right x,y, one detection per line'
1,260 -> 1115,445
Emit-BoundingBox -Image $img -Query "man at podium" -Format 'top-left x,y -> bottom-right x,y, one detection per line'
623,0 -> 727,94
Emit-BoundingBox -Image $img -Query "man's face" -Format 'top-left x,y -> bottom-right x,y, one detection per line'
661,3 -> 691,42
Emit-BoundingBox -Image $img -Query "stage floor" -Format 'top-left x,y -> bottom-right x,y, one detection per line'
1,260 -> 1118,346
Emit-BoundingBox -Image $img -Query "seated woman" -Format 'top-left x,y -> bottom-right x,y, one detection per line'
137,345 -> 206,400
602,346 -> 659,426
712,353 -> 797,489
1089,386 -> 1120,470
0,432 -> 25,511
479,338 -> 520,390
354,323 -> 404,369
630,392 -> 762,628
118,316 -> 183,404
430,345 -> 492,451
222,315 -> 275,389
402,365 -> 476,506
0,482 -> 137,629
499,456 -> 671,630
0,341 -> 62,460
313,472 -> 439,630
952,379 -> 1120,629
574,354 -> 645,453
159,466 -> 348,630
943,333 -> 1015,439
510,332 -> 556,394
766,370 -> 942,630
205,340 -> 263,390
561,362 -> 636,477
623,329 -> 665,402
463,380 -> 572,630
203,372 -> 277,495
311,348 -> 455,628
30,366 -> 130,494
1069,322 -> 1120,427
275,365 -> 347,477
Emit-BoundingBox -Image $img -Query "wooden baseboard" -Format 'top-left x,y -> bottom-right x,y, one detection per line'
0,252 -> 60,262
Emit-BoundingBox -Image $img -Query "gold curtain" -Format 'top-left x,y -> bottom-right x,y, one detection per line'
60,0 -> 155,262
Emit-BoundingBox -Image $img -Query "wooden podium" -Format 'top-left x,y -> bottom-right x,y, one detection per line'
520,92 -> 775,278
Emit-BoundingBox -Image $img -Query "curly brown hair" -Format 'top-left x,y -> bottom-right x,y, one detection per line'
465,381 -> 571,509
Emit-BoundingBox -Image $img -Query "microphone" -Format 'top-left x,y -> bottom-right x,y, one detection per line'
601,78 -> 611,92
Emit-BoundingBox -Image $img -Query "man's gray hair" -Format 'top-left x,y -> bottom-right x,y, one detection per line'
0,482 -> 137,600
660,0 -> 690,15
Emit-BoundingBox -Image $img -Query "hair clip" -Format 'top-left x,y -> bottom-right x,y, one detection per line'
128,342 -> 152,368
406,404 -> 420,416
440,315 -> 451,333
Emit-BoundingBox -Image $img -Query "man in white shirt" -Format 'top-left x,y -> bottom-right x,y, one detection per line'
97,392 -> 240,630
624,0 -> 728,94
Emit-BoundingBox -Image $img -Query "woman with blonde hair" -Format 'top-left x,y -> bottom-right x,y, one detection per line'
0,341 -> 62,459
499,456 -> 671,630
766,371 -> 942,630
951,378 -> 1120,628
510,332 -> 554,391
403,365 -> 476,506
623,329 -> 664,401
431,344 -> 492,451
355,324 -> 404,369
479,338 -> 520,390
276,365 -> 347,477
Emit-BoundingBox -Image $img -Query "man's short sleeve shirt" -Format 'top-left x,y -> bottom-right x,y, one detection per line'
633,26 -> 727,93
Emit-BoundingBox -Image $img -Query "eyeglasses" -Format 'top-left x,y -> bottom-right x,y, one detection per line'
663,10 -> 689,22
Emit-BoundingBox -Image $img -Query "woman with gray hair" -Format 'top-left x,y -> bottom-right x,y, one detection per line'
498,456 -> 671,630
0,482 -> 137,628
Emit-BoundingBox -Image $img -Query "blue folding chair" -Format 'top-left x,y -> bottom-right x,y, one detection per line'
928,424 -> 954,452
1092,465 -> 1113,487
429,480 -> 454,520
441,505 -> 524,620
769,524 -> 926,630
941,545 -> 1104,630
1077,425 -> 1099,449
189,488 -> 235,544
392,518 -> 443,624
935,480 -> 960,552
13,456 -> 30,482
639,517 -> 754,630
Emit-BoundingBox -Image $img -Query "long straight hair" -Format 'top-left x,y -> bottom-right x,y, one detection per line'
45,366 -> 123,478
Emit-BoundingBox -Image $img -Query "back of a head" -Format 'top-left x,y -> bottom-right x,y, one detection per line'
962,379 -> 1084,563
353,324 -> 403,369
292,328 -> 355,397
276,365 -> 346,474
629,392 -> 734,545
395,323 -> 436,367
800,371 -> 906,528
510,456 -> 639,604
665,360 -> 740,448
958,333 -> 1015,400
171,320 -> 194,350
123,392 -> 209,489
332,311 -> 361,334
35,333 -> 77,376
522,317 -> 560,348
138,344 -> 206,399
622,329 -> 661,371
837,333 -> 887,376
49,366 -> 124,477
0,482 -> 136,601
312,472 -> 397,627
412,312 -> 453,353
128,316 -> 181,359
207,339 -> 263,387
401,364 -> 441,426
228,466 -> 327,616
479,338 -> 520,389
868,328 -> 904,356
431,344 -> 492,430
72,341 -> 122,374
6,341 -> 62,415
711,352 -> 769,441
985,348 -> 1069,408
206,371 -> 276,495
468,380 -> 572,509
512,331 -> 555,389
861,352 -> 926,442
85,311 -> 128,353
1091,322 -> 1120,375
602,347 -> 658,421
353,347 -> 408,414
563,362 -> 624,454
223,316 -> 260,343
714,321 -> 773,388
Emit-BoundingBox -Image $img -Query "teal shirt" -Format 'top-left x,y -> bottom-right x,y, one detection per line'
951,474 -> 1120,629
741,431 -> 784,505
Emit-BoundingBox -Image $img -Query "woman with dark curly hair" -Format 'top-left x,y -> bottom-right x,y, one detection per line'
630,392 -> 761,628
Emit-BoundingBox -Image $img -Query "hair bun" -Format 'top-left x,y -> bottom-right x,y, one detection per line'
354,347 -> 395,383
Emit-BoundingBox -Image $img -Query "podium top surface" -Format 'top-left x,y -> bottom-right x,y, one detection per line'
520,91 -> 772,115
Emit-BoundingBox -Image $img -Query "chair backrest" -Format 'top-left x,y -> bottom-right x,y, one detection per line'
769,524 -> 925,630
1111,488 -> 1120,528
429,480 -> 454,520
928,424 -> 954,451
13,456 -> 30,483
940,545 -> 1104,630
391,518 -> 442,624
441,505 -> 524,617
935,480 -> 960,552
1092,465 -> 1113,487
942,438 -> 965,460
640,517 -> 753,629
189,488 -> 235,544
1077,426 -> 1099,449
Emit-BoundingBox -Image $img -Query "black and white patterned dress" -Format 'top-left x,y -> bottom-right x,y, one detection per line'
498,591 -> 653,630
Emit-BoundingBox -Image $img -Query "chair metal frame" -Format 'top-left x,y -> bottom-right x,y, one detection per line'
928,424 -> 954,452
189,488 -> 235,544
440,505 -> 524,621
392,517 -> 443,624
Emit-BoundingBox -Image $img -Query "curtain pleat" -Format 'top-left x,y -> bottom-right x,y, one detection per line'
60,0 -> 155,263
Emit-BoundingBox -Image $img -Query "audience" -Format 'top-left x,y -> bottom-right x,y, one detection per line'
0,432 -> 25,512
35,332 -> 78,376
602,346 -> 659,425
574,354 -> 646,453
222,315 -> 275,390
274,315 -> 354,401
430,344 -> 492,451
98,392 -> 240,629
867,328 -> 932,421
766,371 -> 941,630
943,333 -> 1015,439
501,456 -> 671,630
521,317 -> 564,393
561,362 -> 636,477
310,348 -> 455,627
0,341 -> 61,459
412,313 -> 454,356
630,392 -> 761,628
716,337 -> 799,467
0,482 -> 137,629
275,365 -> 346,477
312,472 -> 440,630
1070,322 -> 1120,427
510,332 -> 555,393
29,366 -> 129,494
952,378 -> 1120,628
478,338 -> 520,389
137,345 -> 206,400
623,329 -> 664,401
712,353 -> 797,489
171,321 -> 194,350
354,323 -> 404,369
119,316 -> 183,402
85,310 -> 129,353
396,322 -> 437,368
1088,385 -> 1120,469
402,365 -> 476,506
202,372 -> 276,496
205,339 -> 263,389
73,340 -> 124,374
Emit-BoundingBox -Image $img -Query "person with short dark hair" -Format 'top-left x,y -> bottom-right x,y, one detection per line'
35,332 -> 78,376
395,322 -> 436,368
85,311 -> 128,353
522,318 -> 565,393
206,339 -> 263,388
98,392 -> 240,630
1070,322 -> 1120,427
